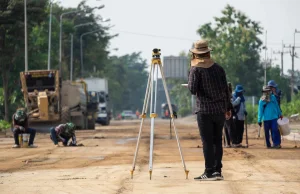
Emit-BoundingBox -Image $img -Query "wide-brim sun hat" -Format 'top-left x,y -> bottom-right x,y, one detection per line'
235,85 -> 245,93
262,86 -> 271,92
189,40 -> 213,54
268,80 -> 278,88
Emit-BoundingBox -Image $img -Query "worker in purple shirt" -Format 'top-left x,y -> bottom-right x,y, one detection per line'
50,122 -> 77,147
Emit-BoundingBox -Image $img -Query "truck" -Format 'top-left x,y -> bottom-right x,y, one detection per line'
19,70 -> 97,130
80,78 -> 111,126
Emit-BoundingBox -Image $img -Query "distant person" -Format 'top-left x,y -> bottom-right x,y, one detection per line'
232,85 -> 247,147
12,109 -> 37,148
165,109 -> 169,118
223,82 -> 236,148
267,80 -> 282,109
258,86 -> 282,149
50,122 -> 77,147
135,109 -> 140,119
188,40 -> 232,181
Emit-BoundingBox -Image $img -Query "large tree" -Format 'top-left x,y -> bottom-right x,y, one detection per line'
197,4 -> 264,95
0,0 -> 47,121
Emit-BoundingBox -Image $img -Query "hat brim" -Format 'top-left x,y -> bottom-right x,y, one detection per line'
235,89 -> 245,93
191,58 -> 214,68
268,84 -> 278,88
189,47 -> 213,54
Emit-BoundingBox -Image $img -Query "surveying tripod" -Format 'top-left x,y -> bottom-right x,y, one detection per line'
130,49 -> 189,180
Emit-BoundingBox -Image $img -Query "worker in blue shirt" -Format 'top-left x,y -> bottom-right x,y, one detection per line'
258,86 -> 282,149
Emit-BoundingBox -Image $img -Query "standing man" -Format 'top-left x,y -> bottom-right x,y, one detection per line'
267,80 -> 282,109
188,40 -> 232,181
258,86 -> 282,149
12,109 -> 37,148
232,85 -> 247,147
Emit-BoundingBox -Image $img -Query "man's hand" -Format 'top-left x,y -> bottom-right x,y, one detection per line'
60,138 -> 66,144
19,126 -> 25,132
173,111 -> 178,119
258,122 -> 262,127
279,115 -> 283,120
225,111 -> 231,120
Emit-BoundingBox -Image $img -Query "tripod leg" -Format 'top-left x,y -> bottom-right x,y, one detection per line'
131,64 -> 153,179
158,64 -> 189,179
149,64 -> 157,180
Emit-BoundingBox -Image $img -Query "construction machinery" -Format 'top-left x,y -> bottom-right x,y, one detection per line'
19,70 -> 97,130
82,78 -> 111,126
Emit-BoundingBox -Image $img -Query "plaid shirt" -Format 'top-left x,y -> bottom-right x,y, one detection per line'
188,63 -> 232,114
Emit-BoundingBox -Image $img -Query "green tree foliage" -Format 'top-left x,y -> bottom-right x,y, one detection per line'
91,52 -> 148,115
0,0 -> 148,120
167,78 -> 192,117
0,0 -> 48,121
197,4 -> 264,96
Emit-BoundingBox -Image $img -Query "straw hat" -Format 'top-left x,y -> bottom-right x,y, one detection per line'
190,40 -> 214,68
189,40 -> 212,54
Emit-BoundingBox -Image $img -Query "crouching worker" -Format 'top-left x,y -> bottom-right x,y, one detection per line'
12,109 -> 37,148
258,86 -> 282,149
50,122 -> 77,147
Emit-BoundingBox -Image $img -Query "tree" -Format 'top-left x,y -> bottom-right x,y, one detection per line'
90,52 -> 148,115
0,0 -> 48,121
197,4 -> 264,96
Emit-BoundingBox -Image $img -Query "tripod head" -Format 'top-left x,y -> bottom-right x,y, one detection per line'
152,48 -> 161,59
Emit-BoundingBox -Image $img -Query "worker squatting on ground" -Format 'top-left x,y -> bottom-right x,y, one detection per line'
232,85 -> 248,147
188,40 -> 232,181
50,122 -> 77,147
12,109 -> 37,148
258,86 -> 282,149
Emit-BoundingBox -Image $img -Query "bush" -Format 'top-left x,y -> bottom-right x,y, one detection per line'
178,107 -> 191,117
246,103 -> 258,124
0,120 -> 11,132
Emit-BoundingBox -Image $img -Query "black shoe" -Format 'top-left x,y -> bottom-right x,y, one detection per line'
213,172 -> 224,180
194,172 -> 217,181
272,145 -> 281,149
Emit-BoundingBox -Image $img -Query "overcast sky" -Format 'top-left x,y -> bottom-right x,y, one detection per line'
59,0 -> 300,74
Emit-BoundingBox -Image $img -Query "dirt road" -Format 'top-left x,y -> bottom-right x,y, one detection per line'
0,118 -> 299,194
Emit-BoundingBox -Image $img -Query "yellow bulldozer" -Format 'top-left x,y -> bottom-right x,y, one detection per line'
19,70 -> 97,130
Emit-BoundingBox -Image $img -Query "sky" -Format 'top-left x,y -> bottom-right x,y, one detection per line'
59,0 -> 300,74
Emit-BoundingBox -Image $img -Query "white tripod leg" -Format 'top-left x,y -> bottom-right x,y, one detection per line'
158,64 -> 189,179
149,64 -> 158,180
131,64 -> 153,179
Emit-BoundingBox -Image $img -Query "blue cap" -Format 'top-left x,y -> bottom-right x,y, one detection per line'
235,85 -> 244,93
267,80 -> 278,88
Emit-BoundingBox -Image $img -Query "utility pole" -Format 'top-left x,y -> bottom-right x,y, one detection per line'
47,1 -> 53,70
24,0 -> 28,71
273,41 -> 289,76
284,30 -> 300,99
264,30 -> 267,86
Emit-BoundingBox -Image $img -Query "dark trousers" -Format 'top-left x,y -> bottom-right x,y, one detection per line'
50,127 -> 70,145
223,125 -> 231,145
234,119 -> 245,144
13,128 -> 36,145
197,113 -> 225,173
224,117 -> 238,145
264,119 -> 281,147
225,117 -> 238,144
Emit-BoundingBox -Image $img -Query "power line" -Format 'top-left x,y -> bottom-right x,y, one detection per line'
110,29 -> 196,42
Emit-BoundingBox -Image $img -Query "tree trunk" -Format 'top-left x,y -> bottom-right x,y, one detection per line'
2,69 -> 10,121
